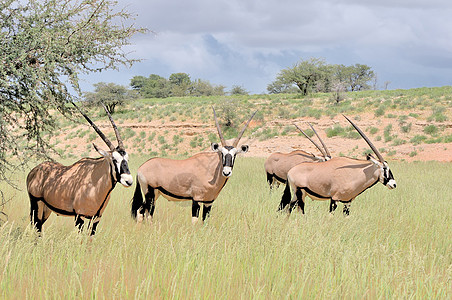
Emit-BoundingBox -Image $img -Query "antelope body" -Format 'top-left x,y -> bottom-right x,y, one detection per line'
132,108 -> 256,224
280,116 -> 396,216
265,123 -> 330,189
27,104 -> 132,235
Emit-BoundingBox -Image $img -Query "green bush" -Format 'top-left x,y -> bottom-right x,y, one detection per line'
326,125 -> 345,138
423,125 -> 438,135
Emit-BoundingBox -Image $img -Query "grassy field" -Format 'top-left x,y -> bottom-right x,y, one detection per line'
0,156 -> 450,299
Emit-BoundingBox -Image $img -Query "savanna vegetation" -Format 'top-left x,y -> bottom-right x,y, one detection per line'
0,1 -> 451,298
0,86 -> 451,298
0,157 -> 450,298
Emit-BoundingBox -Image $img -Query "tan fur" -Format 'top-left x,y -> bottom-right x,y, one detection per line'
137,151 -> 227,202
27,157 -> 115,217
264,150 -> 322,185
287,157 -> 380,202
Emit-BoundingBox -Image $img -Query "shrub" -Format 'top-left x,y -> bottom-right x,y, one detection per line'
410,135 -> 427,145
401,123 -> 412,133
423,124 -> 438,135
326,125 -> 345,138
374,106 -> 385,117
367,127 -> 379,135
409,151 -> 417,157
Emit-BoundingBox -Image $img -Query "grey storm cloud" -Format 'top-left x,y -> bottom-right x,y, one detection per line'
81,0 -> 452,93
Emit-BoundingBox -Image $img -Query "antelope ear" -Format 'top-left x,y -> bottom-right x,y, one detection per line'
93,143 -> 109,157
239,145 -> 249,153
211,143 -> 220,152
367,153 -> 380,165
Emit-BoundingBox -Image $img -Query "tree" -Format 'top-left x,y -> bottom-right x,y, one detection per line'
169,73 -> 192,97
268,58 -> 331,95
190,79 -> 225,97
84,82 -> 136,114
334,64 -> 375,91
230,85 -> 248,95
0,0 -> 145,183
131,74 -> 171,98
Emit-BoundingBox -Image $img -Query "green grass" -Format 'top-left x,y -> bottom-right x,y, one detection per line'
0,158 -> 451,298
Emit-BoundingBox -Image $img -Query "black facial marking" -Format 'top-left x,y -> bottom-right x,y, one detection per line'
224,153 -> 233,167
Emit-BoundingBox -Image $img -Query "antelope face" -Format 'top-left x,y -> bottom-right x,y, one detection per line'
381,162 -> 396,189
211,143 -> 249,177
112,149 -> 133,187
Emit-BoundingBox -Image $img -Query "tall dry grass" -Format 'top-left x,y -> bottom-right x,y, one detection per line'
0,157 -> 451,299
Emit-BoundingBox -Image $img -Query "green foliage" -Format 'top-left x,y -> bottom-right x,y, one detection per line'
132,73 -> 225,98
268,58 -> 375,95
374,106 -> 386,117
383,124 -> 394,142
230,85 -> 249,95
423,125 -> 438,135
410,135 -> 427,145
84,82 -> 136,114
428,106 -> 448,122
0,0 -> 145,183
326,125 -> 346,138
367,127 -> 379,135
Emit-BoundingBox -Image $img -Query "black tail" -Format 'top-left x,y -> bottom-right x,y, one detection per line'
266,172 -> 273,187
278,183 -> 292,211
131,176 -> 143,219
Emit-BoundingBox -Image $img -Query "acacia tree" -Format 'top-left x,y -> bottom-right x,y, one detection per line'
84,82 -> 136,114
334,64 -> 375,91
268,58 -> 331,95
0,0 -> 146,183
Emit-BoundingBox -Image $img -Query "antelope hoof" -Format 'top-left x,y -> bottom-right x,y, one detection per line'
191,217 -> 199,225
136,212 -> 144,223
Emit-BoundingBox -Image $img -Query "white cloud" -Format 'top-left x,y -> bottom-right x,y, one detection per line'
82,0 -> 452,93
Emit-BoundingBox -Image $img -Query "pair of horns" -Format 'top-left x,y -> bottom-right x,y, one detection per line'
343,115 -> 385,163
294,123 -> 331,158
72,102 -> 124,151
212,106 -> 257,147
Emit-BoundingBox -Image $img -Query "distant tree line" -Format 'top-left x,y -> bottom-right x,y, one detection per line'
267,58 -> 376,96
130,73 -> 231,98
85,57 -> 376,110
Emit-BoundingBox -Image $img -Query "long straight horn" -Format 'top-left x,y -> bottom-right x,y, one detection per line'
233,110 -> 257,147
307,122 -> 331,158
343,114 -> 385,162
72,102 -> 115,151
101,103 -> 124,150
294,123 -> 326,157
212,106 -> 226,146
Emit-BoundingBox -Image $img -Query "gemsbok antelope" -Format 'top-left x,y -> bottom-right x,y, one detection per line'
280,115 -> 396,216
26,103 -> 133,235
131,107 -> 256,224
265,123 -> 331,190
265,123 -> 331,209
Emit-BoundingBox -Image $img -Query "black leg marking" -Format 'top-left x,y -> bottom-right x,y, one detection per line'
343,204 -> 350,216
192,201 -> 200,219
295,188 -> 305,214
202,205 -> 212,221
143,186 -> 155,217
329,200 -> 338,213
90,221 -> 99,236
266,172 -> 273,188
29,194 -> 42,233
278,183 -> 292,211
288,188 -> 303,214
75,215 -> 85,232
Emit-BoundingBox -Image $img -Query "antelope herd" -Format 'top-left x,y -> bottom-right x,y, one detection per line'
25,103 -> 396,235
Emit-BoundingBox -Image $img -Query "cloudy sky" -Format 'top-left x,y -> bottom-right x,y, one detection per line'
81,0 -> 452,94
